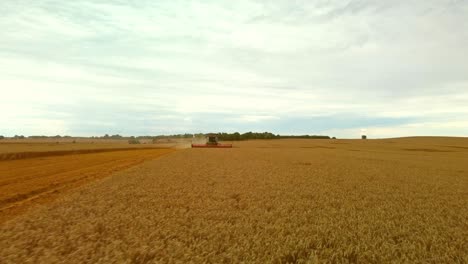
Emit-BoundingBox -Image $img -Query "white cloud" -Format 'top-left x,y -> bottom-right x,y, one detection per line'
232,115 -> 280,123
0,0 -> 467,137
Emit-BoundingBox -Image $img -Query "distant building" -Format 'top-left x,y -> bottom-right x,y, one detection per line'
362,135 -> 367,139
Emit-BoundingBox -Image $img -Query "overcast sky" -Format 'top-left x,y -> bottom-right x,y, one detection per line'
1,0 -> 467,138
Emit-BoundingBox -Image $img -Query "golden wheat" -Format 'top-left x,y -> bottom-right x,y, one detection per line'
0,138 -> 467,263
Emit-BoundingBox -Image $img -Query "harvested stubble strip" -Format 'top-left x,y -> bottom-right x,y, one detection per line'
0,148 -> 175,223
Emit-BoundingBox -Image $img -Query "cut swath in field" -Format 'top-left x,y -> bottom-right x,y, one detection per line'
0,148 -> 174,223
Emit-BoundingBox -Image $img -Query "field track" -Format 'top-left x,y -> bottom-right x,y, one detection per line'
0,148 -> 175,223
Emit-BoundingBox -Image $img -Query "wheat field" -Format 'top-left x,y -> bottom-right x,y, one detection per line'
0,138 -> 467,263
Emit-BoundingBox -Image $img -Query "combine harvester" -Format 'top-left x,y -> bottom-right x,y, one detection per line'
191,133 -> 233,148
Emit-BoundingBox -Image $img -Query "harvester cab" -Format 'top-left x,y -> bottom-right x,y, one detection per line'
191,133 -> 233,148
207,134 -> 218,145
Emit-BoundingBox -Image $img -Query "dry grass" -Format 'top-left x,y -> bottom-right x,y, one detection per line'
0,137 -> 467,263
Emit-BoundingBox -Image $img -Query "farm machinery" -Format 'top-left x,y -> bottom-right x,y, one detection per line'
191,133 -> 232,148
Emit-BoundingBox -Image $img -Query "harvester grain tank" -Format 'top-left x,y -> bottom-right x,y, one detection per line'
191,133 -> 233,148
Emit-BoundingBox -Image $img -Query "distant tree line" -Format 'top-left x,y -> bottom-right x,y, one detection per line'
28,135 -> 72,139
217,132 -> 330,141
152,133 -> 203,139
102,134 -> 124,139
0,133 -> 332,141
134,132 -> 331,141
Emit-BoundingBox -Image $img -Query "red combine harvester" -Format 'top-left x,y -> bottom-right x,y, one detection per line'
191,133 -> 233,148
